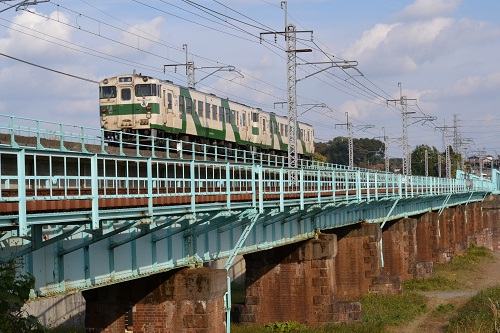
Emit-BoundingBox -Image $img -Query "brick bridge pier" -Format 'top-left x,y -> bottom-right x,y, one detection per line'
84,195 -> 500,332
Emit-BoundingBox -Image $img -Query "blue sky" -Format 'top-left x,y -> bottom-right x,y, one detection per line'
1,0 -> 500,161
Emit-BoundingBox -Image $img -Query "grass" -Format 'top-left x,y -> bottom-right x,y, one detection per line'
403,245 -> 492,292
232,245 -> 495,333
439,244 -> 492,272
446,286 -> 500,333
231,292 -> 427,333
403,275 -> 460,291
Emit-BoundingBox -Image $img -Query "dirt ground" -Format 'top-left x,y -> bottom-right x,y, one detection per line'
390,251 -> 500,333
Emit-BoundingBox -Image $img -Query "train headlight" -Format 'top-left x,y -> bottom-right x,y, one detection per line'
146,106 -> 151,111
146,112 -> 151,119
101,108 -> 106,114
103,79 -> 108,84
143,76 -> 148,82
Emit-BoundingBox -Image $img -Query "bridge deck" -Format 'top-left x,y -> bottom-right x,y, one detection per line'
0,114 -> 497,297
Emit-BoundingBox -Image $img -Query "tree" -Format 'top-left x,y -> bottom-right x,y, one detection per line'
411,145 -> 462,178
315,137 -> 385,168
411,145 -> 439,176
313,152 -> 327,163
0,260 -> 46,333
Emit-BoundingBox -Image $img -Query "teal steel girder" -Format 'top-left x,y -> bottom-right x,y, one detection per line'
0,141 -> 497,298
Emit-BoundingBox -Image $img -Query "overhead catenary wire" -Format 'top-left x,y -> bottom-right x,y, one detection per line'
1,0 -> 461,156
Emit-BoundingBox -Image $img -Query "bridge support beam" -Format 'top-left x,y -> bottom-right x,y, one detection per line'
482,195 -> 500,251
236,233 -> 360,326
83,267 -> 227,333
334,223 -> 383,300
381,218 -> 418,281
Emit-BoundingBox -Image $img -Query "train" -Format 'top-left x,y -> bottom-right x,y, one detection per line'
99,73 -> 314,158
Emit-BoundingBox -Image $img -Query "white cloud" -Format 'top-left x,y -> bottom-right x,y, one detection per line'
0,9 -> 72,60
343,14 -> 500,77
125,17 -> 164,48
399,0 -> 461,20
443,72 -> 500,98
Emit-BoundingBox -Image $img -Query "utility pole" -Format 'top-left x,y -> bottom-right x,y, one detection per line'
438,155 -> 442,178
387,83 -> 416,175
260,2 -> 312,169
374,128 -> 390,172
452,114 -> 473,171
164,44 -> 240,89
0,0 -> 49,13
336,113 -> 353,168
425,149 -> 428,177
436,120 -> 451,178
261,1 -> 357,169
336,112 -> 374,168
383,128 -> 389,172
436,121 -> 452,179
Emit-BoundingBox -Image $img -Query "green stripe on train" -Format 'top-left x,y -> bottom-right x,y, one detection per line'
100,103 -> 160,116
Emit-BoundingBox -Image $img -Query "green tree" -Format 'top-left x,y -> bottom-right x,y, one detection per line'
0,260 -> 46,333
313,151 -> 327,163
411,145 -> 462,178
315,137 -> 385,167
411,145 -> 439,176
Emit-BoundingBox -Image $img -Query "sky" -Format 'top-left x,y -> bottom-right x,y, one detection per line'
1,0 -> 500,162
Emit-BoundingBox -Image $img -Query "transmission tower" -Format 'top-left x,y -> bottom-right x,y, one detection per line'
388,83 -> 416,175
336,113 -> 373,168
374,128 -> 390,172
436,121 -> 452,179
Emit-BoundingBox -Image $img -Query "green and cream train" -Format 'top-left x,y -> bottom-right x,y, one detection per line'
99,74 -> 314,158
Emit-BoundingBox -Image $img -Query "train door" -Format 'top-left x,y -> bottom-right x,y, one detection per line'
164,89 -> 174,127
119,83 -> 134,130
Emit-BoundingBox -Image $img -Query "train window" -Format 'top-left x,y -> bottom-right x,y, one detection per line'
121,88 -> 131,101
168,93 -> 172,109
212,105 -> 217,120
228,110 -> 233,125
307,130 -> 310,142
179,96 -> 185,118
280,123 -> 284,135
99,86 -> 116,99
157,85 -> 161,97
285,125 -> 288,137
135,84 -> 156,97
219,106 -> 224,122
262,119 -> 266,132
252,112 -> 258,122
186,98 -> 192,114
198,101 -> 204,117
242,112 -> 246,126
205,103 -> 210,119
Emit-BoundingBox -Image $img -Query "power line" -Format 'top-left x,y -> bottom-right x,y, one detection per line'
0,52 -> 98,83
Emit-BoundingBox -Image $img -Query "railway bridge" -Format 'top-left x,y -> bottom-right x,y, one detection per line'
1,114 -> 500,332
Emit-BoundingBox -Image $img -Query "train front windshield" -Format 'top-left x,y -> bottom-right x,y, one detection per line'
100,86 -> 116,99
135,84 -> 157,97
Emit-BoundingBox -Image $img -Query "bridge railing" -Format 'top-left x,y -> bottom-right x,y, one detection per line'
0,146 -> 494,236
0,113 -> 412,175
0,150 -> 485,205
